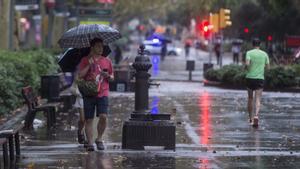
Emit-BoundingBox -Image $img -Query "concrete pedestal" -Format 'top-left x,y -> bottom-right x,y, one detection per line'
122,117 -> 176,150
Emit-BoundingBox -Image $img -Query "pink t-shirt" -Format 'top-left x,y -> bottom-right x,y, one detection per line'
79,55 -> 113,97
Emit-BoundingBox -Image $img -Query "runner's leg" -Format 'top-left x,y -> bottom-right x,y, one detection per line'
247,89 -> 254,122
255,89 -> 263,116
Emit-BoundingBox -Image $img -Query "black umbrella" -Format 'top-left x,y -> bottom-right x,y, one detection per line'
58,45 -> 111,72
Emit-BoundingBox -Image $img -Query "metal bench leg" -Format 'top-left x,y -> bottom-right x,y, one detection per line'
14,132 -> 20,157
2,142 -> 9,168
24,111 -> 36,129
53,108 -> 57,125
8,135 -> 14,163
50,107 -> 56,128
46,112 -> 51,129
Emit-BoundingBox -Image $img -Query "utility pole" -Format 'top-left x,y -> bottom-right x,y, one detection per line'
0,0 -> 12,49
40,0 -> 47,48
8,0 -> 15,50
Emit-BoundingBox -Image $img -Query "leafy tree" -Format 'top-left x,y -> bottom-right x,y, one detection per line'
227,0 -> 300,42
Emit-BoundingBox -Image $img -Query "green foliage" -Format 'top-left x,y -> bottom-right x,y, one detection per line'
290,64 -> 300,76
204,68 -> 223,82
221,65 -> 246,85
265,66 -> 297,88
230,0 -> 300,41
0,49 -> 58,115
204,64 -> 247,87
205,64 -> 298,89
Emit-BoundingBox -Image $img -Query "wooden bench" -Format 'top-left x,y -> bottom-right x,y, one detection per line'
22,86 -> 61,130
0,138 -> 8,168
0,123 -> 23,164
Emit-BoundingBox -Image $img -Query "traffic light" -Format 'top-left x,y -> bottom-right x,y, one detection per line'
244,27 -> 249,33
267,35 -> 273,41
219,8 -> 231,29
201,20 -> 210,39
209,13 -> 219,33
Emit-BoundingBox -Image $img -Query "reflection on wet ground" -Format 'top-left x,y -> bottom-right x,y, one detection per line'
14,81 -> 300,168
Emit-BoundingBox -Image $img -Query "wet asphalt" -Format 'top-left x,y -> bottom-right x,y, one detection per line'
13,48 -> 300,169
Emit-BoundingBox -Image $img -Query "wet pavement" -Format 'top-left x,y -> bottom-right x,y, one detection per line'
12,48 -> 300,168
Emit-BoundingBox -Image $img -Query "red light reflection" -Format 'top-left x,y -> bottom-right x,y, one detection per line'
198,91 -> 212,169
198,91 -> 212,145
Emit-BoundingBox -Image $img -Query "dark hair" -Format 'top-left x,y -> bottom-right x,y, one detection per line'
252,38 -> 261,47
90,38 -> 103,47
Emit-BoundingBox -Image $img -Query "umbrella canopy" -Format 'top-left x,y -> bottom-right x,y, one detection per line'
58,45 -> 111,72
58,24 -> 121,49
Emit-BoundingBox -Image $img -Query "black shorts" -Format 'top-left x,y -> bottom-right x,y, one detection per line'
246,78 -> 264,90
83,96 -> 108,119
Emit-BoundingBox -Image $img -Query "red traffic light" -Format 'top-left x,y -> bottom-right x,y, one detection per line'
267,35 -> 273,41
202,20 -> 210,39
202,20 -> 209,32
244,28 -> 249,33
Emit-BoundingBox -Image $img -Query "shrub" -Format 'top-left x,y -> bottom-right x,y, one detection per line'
205,64 -> 297,89
221,64 -> 245,84
0,49 -> 58,115
291,64 -> 300,86
265,66 -> 297,89
204,68 -> 223,81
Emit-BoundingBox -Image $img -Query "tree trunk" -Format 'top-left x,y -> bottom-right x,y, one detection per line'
0,0 -> 10,49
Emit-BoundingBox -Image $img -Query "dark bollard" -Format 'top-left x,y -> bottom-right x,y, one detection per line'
186,60 -> 195,81
122,45 -> 176,150
203,63 -> 213,75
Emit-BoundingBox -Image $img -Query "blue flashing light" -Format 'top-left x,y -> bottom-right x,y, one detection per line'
152,38 -> 160,43
151,96 -> 160,114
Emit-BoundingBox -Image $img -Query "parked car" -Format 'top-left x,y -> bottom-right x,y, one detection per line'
143,39 -> 182,56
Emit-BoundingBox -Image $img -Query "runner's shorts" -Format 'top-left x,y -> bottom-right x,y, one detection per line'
246,78 -> 264,90
83,96 -> 108,119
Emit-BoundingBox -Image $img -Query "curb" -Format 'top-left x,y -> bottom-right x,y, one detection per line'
203,79 -> 300,93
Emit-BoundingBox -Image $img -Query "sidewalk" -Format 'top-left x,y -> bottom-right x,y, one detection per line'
11,45 -> 300,169
15,81 -> 300,169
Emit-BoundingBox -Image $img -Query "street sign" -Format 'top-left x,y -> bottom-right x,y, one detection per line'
15,0 -> 38,5
80,20 -> 110,25
286,36 -> 300,47
15,0 -> 39,11
78,8 -> 112,18
15,4 -> 39,10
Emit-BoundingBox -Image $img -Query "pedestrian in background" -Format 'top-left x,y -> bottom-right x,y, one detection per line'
160,41 -> 167,61
232,43 -> 241,64
114,45 -> 122,65
79,38 -> 114,151
184,38 -> 192,58
214,43 -> 221,65
70,70 -> 86,144
245,38 -> 270,127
